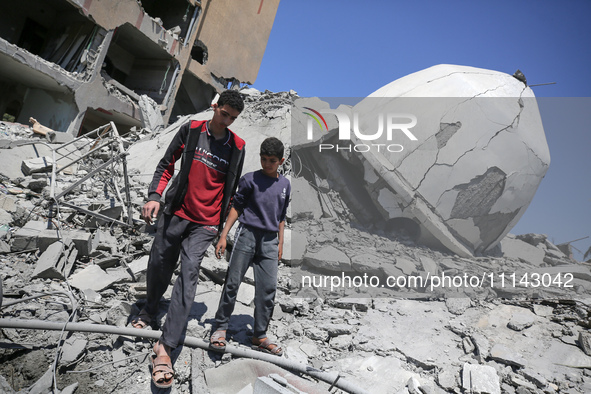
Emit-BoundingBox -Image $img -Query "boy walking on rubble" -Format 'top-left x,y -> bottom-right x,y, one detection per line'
209,137 -> 290,356
133,90 -> 245,388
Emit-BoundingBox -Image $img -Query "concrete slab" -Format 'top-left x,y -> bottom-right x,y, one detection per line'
69,264 -> 129,292
500,234 -> 546,266
304,246 -> 351,272
32,241 -> 64,279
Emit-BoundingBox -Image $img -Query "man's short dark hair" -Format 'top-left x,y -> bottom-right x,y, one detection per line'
260,137 -> 284,159
217,90 -> 244,113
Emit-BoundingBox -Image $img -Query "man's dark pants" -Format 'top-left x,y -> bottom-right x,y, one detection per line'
145,213 -> 216,349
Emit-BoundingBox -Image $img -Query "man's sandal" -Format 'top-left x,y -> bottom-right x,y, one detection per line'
209,330 -> 227,351
251,337 -> 283,356
151,354 -> 174,388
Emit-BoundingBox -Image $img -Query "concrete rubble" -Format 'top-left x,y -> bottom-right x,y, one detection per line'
0,85 -> 590,394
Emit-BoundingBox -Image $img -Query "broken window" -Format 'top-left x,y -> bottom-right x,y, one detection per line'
0,0 -> 105,74
140,0 -> 199,44
191,40 -> 208,65
77,108 -> 142,138
2,100 -> 23,123
103,23 -> 178,105
169,70 -> 216,120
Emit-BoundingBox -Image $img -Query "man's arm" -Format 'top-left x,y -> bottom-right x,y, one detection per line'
215,207 -> 241,259
142,124 -> 189,224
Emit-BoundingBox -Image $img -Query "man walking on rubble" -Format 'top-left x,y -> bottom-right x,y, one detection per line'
132,90 -> 245,389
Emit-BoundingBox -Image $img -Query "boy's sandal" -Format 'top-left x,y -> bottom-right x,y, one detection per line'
251,337 -> 283,356
131,310 -> 152,329
151,354 -> 175,388
209,329 -> 227,351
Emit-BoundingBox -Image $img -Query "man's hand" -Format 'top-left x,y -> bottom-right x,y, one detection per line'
142,201 -> 160,224
278,243 -> 283,261
215,236 -> 227,259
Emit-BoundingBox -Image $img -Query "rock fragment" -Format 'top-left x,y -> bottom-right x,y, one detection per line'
489,344 -> 526,367
507,310 -> 535,331
462,363 -> 501,394
578,332 -> 591,356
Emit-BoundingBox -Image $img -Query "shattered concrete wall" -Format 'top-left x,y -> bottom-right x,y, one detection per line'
0,0 -> 279,137
293,65 -> 551,257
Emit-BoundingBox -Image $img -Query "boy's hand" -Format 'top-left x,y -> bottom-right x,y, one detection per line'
215,237 -> 227,259
278,244 -> 283,261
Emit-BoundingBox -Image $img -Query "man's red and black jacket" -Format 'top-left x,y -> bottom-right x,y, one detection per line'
147,120 -> 246,233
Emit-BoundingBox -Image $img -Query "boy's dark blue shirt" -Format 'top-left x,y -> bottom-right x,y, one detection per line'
233,170 -> 291,232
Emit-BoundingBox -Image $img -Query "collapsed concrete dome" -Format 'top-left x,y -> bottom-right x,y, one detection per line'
293,65 -> 551,257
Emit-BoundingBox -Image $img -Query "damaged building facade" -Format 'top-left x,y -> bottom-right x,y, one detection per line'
0,0 -> 279,136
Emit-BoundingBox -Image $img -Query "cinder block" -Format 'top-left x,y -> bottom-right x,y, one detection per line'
11,220 -> 47,252
21,156 -> 54,176
38,229 -> 93,256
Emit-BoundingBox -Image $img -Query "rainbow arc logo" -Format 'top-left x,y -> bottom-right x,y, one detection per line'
303,107 -> 328,132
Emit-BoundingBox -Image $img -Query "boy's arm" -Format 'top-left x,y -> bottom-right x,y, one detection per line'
277,220 -> 285,261
215,207 -> 241,259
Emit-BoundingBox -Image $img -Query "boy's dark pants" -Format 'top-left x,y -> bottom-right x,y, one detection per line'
215,224 -> 279,339
145,213 -> 216,349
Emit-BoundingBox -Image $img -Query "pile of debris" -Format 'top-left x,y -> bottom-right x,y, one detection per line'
1,89 -> 591,394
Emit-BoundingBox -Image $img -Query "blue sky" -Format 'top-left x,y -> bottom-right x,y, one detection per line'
252,0 -> 591,260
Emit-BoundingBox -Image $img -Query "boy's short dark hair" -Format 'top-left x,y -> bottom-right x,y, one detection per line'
260,137 -> 284,159
217,90 -> 244,113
